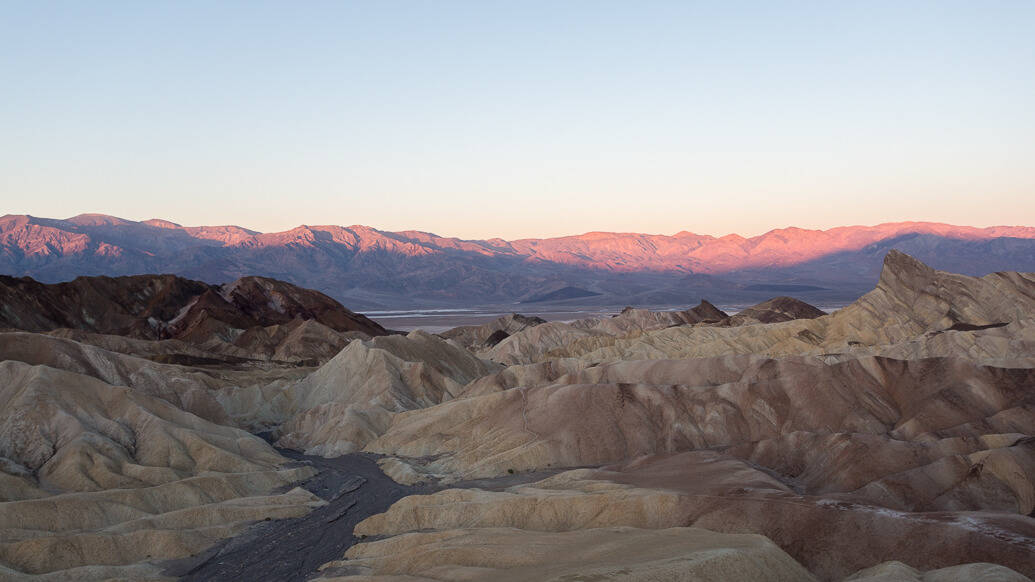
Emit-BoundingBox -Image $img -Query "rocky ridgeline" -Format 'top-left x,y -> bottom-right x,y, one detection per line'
5,213 -> 1035,307
0,273 -> 387,365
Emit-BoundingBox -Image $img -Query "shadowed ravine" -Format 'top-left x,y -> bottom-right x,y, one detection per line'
165,447 -> 563,582
163,450 -> 412,582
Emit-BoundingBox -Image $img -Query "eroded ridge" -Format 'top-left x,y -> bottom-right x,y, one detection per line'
1,251 -> 1033,581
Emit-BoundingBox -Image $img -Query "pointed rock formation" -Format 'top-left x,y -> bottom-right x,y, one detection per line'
826,250 -> 1035,345
485,251 -> 1035,365
215,330 -> 501,456
440,313 -> 547,349
587,300 -> 729,335
727,296 -> 826,326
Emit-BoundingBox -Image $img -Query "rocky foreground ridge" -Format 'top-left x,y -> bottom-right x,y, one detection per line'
4,213 -> 1035,307
0,250 -> 1033,581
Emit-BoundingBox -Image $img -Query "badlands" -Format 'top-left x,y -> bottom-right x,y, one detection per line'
0,250 -> 1033,581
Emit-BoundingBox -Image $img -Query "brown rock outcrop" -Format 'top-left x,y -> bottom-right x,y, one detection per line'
439,313 -> 546,349
0,273 -> 387,363
727,296 -> 827,325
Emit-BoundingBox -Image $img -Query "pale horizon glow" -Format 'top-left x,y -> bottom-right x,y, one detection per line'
2,2 -> 1033,240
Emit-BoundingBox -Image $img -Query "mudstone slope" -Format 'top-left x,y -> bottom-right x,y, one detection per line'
0,250 -> 1032,581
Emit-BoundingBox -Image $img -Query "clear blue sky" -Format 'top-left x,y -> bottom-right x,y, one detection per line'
2,1 -> 1033,239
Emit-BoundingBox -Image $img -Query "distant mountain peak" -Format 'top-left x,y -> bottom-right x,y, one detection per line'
143,218 -> 182,228
65,213 -> 134,226
1,214 -> 1033,308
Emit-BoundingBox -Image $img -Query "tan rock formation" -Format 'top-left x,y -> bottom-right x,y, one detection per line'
0,360 -> 319,579
584,300 -> 729,336
213,330 -> 502,456
0,332 -> 237,424
344,460 -> 1035,580
3,250 -> 1033,581
318,526 -> 819,582
845,561 -> 1030,582
366,355 -> 1035,485
440,313 -> 546,349
485,251 -> 1035,365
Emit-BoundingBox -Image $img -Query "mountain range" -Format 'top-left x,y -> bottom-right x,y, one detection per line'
3,213 -> 1035,308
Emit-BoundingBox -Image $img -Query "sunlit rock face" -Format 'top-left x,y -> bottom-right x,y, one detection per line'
5,213 -> 1035,307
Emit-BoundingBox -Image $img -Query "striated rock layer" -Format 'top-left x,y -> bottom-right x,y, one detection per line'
340,251 -> 1035,581
484,250 -> 1035,365
0,359 -> 320,580
1,249 -> 1033,581
318,526 -> 819,582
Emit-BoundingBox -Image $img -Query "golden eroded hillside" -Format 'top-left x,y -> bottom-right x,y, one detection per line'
0,251 -> 1033,582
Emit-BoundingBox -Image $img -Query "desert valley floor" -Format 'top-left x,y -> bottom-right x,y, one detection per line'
1,250 -> 1034,581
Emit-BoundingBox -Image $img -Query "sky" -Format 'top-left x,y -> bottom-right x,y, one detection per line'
2,1 -> 1033,240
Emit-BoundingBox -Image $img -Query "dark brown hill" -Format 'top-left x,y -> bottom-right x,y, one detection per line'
0,273 -> 387,344
727,296 -> 827,325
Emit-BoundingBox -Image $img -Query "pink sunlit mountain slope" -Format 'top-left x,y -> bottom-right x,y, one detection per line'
2,213 -> 1034,308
